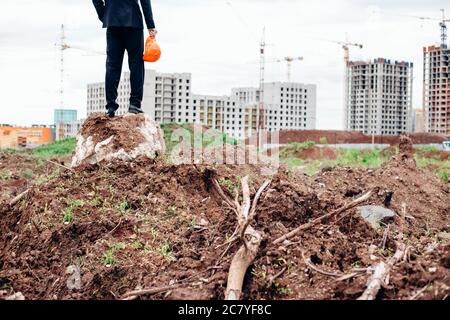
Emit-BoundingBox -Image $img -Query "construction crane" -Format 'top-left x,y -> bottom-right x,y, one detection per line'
55,24 -> 105,140
258,28 -> 266,132
271,56 -> 304,82
322,39 -> 363,67
226,0 -> 268,133
318,37 -> 363,130
374,8 -> 450,47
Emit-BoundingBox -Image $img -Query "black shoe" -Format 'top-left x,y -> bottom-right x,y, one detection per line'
128,105 -> 144,114
106,109 -> 115,118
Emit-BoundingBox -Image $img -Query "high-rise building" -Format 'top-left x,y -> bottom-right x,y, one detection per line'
87,70 -> 317,139
423,45 -> 450,134
345,58 -> 413,135
54,109 -> 77,125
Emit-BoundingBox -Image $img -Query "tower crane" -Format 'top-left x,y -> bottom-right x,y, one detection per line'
226,0 -> 269,133
374,8 -> 450,47
270,56 -> 304,82
323,39 -> 363,66
318,37 -> 363,130
55,24 -> 105,140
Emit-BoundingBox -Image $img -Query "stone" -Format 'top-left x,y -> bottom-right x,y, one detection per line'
5,292 -> 25,300
358,205 -> 396,229
71,113 -> 165,168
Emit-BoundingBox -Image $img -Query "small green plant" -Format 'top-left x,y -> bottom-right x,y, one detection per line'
118,199 -> 131,215
90,197 -> 102,207
22,168 -> 34,179
251,269 -> 267,282
62,208 -> 74,224
103,242 -> 126,266
103,250 -> 115,266
131,240 -> 144,250
219,176 -> 241,192
319,137 -> 328,145
150,227 -> 158,241
273,282 -> 293,295
0,170 -> 13,181
62,199 -> 84,224
160,240 -> 175,261
166,205 -> 178,217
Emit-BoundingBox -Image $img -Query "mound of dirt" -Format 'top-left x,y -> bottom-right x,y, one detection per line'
72,113 -> 165,168
0,139 -> 449,300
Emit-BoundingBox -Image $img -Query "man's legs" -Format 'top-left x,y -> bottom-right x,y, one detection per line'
105,27 -> 125,116
124,28 -> 145,114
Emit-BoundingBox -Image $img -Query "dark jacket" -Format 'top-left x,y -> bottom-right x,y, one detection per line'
92,0 -> 155,29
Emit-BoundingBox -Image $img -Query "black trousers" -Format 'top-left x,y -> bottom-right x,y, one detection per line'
105,27 -> 144,112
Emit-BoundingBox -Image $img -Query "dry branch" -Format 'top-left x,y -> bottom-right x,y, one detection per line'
273,190 -> 373,245
302,251 -> 343,277
121,284 -> 182,300
358,242 -> 406,300
46,160 -> 75,172
9,189 -> 30,207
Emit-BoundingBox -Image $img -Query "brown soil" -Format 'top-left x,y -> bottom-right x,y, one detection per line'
0,153 -> 66,207
80,113 -> 146,152
0,138 -> 449,300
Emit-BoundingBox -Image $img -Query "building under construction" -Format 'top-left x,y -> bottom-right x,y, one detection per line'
345,58 -> 413,136
423,45 -> 450,134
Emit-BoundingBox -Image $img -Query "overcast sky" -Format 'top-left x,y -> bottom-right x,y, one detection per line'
0,0 -> 448,129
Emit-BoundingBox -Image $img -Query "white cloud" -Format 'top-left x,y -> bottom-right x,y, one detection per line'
0,0 -> 448,129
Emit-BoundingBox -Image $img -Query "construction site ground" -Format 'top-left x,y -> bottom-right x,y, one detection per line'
0,132 -> 449,300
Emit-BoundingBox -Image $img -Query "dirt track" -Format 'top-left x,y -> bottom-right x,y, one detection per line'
0,139 -> 449,300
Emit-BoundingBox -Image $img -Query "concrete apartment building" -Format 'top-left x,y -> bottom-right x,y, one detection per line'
86,70 -> 317,139
345,58 -> 413,136
423,45 -> 450,134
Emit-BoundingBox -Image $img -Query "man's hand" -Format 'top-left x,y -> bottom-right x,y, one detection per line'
148,29 -> 157,38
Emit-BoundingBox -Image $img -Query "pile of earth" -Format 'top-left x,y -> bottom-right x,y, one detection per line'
0,139 -> 448,300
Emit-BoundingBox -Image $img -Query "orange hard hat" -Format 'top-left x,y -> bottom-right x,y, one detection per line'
143,36 -> 161,63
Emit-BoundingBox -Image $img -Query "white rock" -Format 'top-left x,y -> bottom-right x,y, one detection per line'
71,114 -> 165,168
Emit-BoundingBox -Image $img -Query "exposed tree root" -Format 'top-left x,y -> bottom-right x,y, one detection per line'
358,242 -> 406,300
213,176 -> 271,300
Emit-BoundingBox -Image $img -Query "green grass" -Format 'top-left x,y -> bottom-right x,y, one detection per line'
415,154 -> 449,183
31,138 -> 76,159
281,145 -> 449,182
